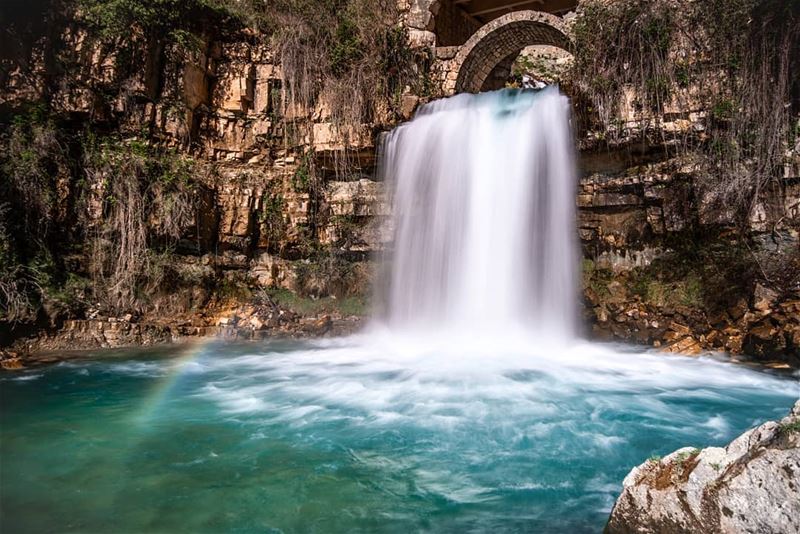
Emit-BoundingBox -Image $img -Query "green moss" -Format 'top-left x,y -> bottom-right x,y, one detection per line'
629,270 -> 703,309
259,192 -> 287,250
291,153 -> 312,193
780,421 -> 800,434
675,448 -> 701,466
711,99 -> 736,121
582,260 -> 614,299
617,233 -> 763,312
266,287 -> 367,317
329,18 -> 364,77
217,279 -> 252,302
48,274 -> 92,309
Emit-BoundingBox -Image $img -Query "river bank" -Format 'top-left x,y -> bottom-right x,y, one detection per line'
0,297 -> 366,369
5,274 -> 800,371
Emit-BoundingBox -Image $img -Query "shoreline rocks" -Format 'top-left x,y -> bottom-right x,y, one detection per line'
585,275 -> 800,369
3,303 -> 364,368
606,400 -> 800,534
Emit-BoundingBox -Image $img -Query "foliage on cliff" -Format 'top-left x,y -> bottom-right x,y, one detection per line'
75,0 -> 417,129
81,133 -> 202,313
573,0 -> 800,221
244,0 -> 416,129
77,0 -> 235,43
0,103 -> 206,325
0,0 -> 417,330
0,105 -> 71,323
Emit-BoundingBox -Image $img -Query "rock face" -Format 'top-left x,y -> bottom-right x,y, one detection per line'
606,400 -> 800,534
2,4 -> 799,361
579,156 -> 800,365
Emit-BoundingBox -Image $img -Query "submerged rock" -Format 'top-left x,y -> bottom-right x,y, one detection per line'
606,400 -> 800,534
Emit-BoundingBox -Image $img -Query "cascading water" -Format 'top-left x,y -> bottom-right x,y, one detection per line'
380,88 -> 578,338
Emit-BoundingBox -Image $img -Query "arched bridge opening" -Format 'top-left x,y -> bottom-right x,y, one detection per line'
452,10 -> 573,93
410,1 -> 577,94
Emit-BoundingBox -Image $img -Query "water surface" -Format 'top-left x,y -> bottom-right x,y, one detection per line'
2,336 -> 797,533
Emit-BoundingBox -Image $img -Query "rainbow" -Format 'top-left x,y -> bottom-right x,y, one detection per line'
132,339 -> 214,425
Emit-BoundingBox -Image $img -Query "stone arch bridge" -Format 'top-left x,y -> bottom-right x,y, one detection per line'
402,0 -> 578,94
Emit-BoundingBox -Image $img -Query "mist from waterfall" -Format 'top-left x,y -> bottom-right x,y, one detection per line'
379,88 -> 578,339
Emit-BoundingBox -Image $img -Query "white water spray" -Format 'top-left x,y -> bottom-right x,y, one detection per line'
379,88 -> 578,338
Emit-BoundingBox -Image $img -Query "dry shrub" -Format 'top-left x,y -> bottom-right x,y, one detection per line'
2,108 -> 68,241
259,0 -> 412,131
697,0 -> 800,217
573,0 -> 800,221
82,136 -> 198,313
573,0 -> 677,130
0,204 -> 40,323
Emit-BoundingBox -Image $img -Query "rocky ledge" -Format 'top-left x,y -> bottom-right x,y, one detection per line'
1,300 -> 364,369
586,278 -> 800,369
606,400 -> 800,534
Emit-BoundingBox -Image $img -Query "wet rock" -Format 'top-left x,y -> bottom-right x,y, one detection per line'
668,321 -> 692,336
1,350 -> 24,370
606,280 -> 628,302
789,326 -> 800,349
400,94 -> 420,120
706,309 -> 730,327
300,315 -> 333,336
663,336 -> 702,355
727,299 -> 749,322
743,318 -> 790,361
704,329 -> 719,345
606,400 -> 800,534
753,283 -> 779,314
583,265 -> 800,364
315,315 -> 333,334
248,316 -> 265,330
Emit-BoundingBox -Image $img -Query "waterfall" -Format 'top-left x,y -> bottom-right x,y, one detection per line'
379,88 -> 578,339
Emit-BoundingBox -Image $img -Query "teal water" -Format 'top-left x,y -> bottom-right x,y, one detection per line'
1,336 -> 798,533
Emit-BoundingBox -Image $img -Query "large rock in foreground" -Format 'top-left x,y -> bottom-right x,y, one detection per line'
606,400 -> 800,533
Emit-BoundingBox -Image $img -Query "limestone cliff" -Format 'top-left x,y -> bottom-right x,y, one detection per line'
1,1 -> 798,365
1,1 -> 402,351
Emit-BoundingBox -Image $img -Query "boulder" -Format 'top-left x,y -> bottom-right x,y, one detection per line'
248,316 -> 265,330
299,315 -> 333,336
753,283 -> 779,315
606,400 -> 800,534
400,94 -> 420,120
0,350 -> 24,370
662,335 -> 702,355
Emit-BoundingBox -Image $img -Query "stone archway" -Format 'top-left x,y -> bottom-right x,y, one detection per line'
446,10 -> 573,94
